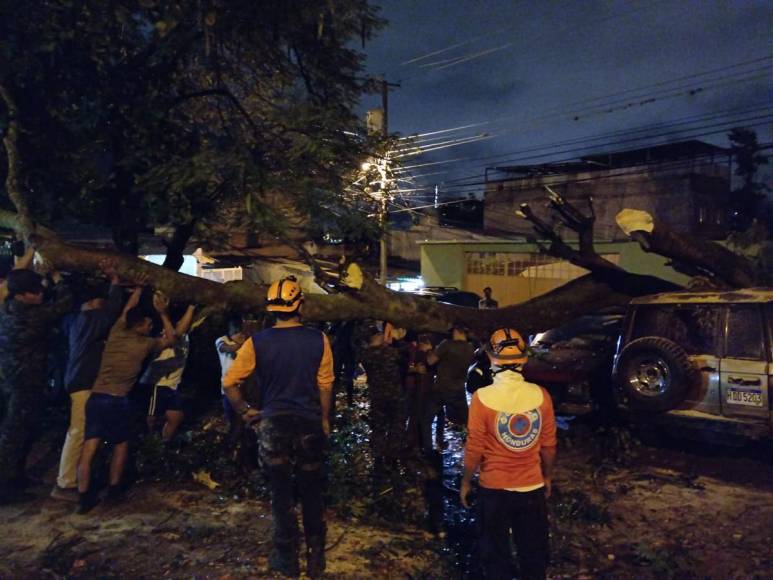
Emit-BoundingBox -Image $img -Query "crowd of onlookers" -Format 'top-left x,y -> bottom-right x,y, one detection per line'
1,248 -> 557,578
0,243 -> 489,511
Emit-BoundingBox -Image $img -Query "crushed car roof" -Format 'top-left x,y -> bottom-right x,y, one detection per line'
631,288 -> 773,305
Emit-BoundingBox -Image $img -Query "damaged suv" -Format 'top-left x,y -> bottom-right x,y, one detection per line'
525,289 -> 773,439
612,289 -> 773,438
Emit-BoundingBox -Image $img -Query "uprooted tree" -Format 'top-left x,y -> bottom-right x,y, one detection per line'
1,86 -> 767,336
0,188 -> 765,338
2,93 -> 766,336
1,3 -> 768,337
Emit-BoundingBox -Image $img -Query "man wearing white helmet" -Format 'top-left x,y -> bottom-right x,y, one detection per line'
460,328 -> 557,580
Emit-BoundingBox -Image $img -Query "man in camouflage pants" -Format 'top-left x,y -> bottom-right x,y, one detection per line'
359,325 -> 406,463
222,276 -> 334,578
0,268 -> 72,503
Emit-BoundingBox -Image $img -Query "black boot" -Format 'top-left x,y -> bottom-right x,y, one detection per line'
306,527 -> 327,578
268,539 -> 300,577
76,490 -> 99,514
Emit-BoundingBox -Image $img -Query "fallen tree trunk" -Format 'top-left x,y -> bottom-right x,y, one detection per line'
616,209 -> 759,288
1,208 -> 678,335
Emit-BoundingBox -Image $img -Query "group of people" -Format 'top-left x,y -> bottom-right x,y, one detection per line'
356,322 -> 475,459
336,285 -> 556,579
0,251 -> 556,578
0,252 -> 198,513
349,287 -> 556,579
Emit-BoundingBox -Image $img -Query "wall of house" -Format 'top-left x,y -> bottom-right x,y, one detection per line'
387,212 -> 493,262
484,159 -> 729,241
420,240 -> 691,306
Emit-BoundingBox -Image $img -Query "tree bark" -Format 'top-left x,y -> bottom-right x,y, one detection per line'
616,209 -> 759,288
0,83 -> 35,240
162,221 -> 197,271
0,208 -> 679,335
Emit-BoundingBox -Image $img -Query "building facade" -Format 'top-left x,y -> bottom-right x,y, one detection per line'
484,140 -> 731,241
420,240 -> 692,307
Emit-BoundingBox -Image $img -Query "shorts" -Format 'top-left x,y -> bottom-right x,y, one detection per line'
85,393 -> 131,444
148,385 -> 182,416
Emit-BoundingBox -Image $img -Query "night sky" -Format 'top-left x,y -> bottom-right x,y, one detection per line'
362,0 -> 773,204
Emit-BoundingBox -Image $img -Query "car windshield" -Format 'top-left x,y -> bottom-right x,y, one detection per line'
631,305 -> 720,355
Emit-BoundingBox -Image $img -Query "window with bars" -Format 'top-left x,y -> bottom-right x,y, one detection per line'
464,251 -> 619,280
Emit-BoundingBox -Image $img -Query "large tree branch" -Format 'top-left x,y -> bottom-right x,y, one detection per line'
518,195 -> 621,274
161,220 -> 197,271
0,208 -> 675,335
545,186 -> 596,258
616,209 -> 758,288
278,236 -> 341,293
168,88 -> 262,140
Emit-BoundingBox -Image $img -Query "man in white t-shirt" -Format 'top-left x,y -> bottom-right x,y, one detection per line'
215,316 -> 247,426
143,305 -> 195,442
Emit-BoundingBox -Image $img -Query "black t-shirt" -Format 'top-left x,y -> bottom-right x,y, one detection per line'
434,339 -> 475,392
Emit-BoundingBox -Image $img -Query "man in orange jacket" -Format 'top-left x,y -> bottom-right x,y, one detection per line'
460,328 -> 557,580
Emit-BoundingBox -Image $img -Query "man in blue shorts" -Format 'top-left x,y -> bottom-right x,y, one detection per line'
76,287 -> 176,513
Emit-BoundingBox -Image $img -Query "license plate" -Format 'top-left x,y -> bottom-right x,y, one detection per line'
726,387 -> 763,407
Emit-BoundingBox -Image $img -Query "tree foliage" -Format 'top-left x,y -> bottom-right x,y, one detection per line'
728,127 -> 770,231
0,0 -> 385,261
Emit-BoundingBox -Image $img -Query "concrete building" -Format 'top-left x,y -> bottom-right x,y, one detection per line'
418,140 -> 735,307
484,140 -> 731,241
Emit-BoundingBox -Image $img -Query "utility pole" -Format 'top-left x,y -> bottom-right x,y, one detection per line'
377,77 -> 400,286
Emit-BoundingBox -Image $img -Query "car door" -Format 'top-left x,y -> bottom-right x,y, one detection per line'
719,304 -> 769,420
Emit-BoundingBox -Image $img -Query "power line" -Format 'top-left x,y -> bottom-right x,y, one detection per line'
539,52 -> 773,114
395,133 -> 493,157
401,117 -> 773,199
431,103 -> 773,188
408,0 -> 670,74
389,59 -> 773,187
399,105 -> 773,192
400,52 -> 773,145
425,43 -> 513,71
413,64 -> 773,162
391,65 -> 772,192
398,122 -> 489,140
399,25 -> 513,65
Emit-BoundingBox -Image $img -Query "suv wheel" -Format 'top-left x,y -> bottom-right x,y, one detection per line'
615,337 -> 698,412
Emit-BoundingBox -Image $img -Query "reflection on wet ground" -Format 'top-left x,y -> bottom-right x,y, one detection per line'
437,429 -> 479,577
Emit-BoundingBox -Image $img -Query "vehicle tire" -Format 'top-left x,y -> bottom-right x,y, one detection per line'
614,337 -> 698,413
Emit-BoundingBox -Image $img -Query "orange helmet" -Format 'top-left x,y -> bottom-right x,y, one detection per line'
266,276 -> 303,313
486,328 -> 528,367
